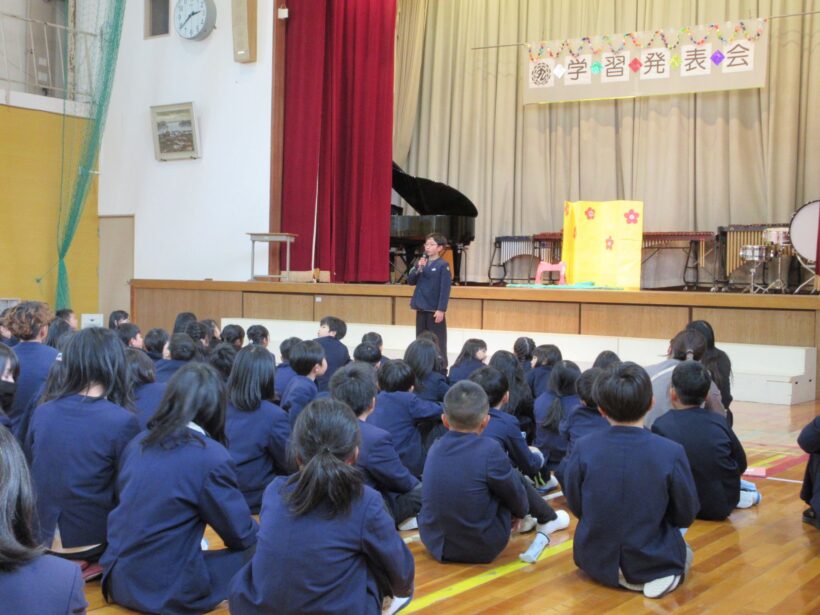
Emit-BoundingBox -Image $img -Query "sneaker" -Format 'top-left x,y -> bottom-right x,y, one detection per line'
535,475 -> 560,494
397,517 -> 418,531
516,514 -> 537,534
803,508 -> 820,529
382,594 -> 412,615
538,509 -> 570,535
643,574 -> 681,599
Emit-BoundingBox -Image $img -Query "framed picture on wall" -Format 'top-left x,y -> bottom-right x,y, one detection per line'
150,102 -> 200,161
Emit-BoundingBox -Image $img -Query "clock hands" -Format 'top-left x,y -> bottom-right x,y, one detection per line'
180,9 -> 201,29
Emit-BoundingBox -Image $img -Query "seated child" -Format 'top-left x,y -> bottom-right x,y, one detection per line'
155,333 -> 197,383
555,368 -> 610,486
353,342 -> 383,368
229,399 -> 414,615
652,362 -> 759,520
513,336 -> 536,376
330,363 -> 422,530
221,324 -> 246,349
526,344 -> 561,398
280,340 -> 326,429
368,360 -> 442,477
448,339 -> 487,384
247,324 -> 270,348
125,348 -> 166,430
208,342 -> 238,382
363,331 -> 389,361
799,415 -> 820,529
563,362 -> 699,599
469,367 -> 570,563
274,337 -> 301,402
314,316 -> 351,392
116,323 -> 144,350
534,361 -> 581,474
404,338 -> 450,402
419,381 -> 529,564
143,327 -> 169,363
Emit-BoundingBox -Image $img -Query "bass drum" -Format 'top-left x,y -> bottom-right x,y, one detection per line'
789,200 -> 820,262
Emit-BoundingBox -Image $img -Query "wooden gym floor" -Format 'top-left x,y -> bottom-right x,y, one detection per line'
87,400 -> 820,614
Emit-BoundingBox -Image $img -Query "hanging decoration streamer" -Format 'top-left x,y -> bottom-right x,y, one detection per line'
523,19 -> 769,105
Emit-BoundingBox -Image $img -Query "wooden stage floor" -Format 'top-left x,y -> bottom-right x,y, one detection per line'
86,400 -> 819,614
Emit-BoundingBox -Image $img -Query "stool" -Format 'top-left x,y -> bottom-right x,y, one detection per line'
534,261 -> 566,285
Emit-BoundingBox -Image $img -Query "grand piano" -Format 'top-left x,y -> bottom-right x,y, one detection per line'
390,162 -> 478,283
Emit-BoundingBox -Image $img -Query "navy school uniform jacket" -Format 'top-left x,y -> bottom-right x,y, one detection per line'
281,375 -> 319,428
274,361 -> 297,401
314,336 -> 351,393
533,392 -> 580,465
133,381 -> 167,430
526,365 -> 552,398
358,420 -> 420,499
101,429 -> 258,615
798,416 -> 820,513
154,358 -> 188,383
556,403 -> 609,482
368,390 -> 442,477
28,395 -> 140,547
448,358 -> 485,384
482,408 -> 543,476
563,426 -> 699,587
420,431 -> 528,564
228,476 -> 415,615
520,358 -> 533,375
652,407 -> 747,520
0,554 -> 87,615
408,258 -> 451,312
226,400 -> 292,513
8,341 -> 58,433
416,371 -> 450,402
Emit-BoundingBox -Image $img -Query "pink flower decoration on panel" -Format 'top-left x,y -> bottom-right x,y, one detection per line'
585,207 -> 596,220
605,236 -> 614,250
624,209 -> 640,224
564,203 -> 570,216
573,227 -> 577,239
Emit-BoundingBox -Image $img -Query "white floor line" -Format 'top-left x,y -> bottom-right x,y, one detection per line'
765,476 -> 803,484
545,490 -> 564,500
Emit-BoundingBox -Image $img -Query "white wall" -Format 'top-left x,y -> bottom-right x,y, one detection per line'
99,0 -> 273,281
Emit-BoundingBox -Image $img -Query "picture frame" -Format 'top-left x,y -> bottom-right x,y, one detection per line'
150,102 -> 200,161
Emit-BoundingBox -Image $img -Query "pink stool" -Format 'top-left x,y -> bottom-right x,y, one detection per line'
534,261 -> 566,285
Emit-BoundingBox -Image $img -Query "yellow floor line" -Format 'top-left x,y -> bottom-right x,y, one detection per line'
404,539 -> 574,613
750,453 -> 787,467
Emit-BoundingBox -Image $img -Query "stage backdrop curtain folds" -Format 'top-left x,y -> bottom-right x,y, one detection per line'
281,0 -> 396,282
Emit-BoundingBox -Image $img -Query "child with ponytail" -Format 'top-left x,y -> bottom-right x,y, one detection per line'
230,398 -> 415,615
534,361 -> 581,476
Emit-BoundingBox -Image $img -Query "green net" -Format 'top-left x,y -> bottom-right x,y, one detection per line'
55,1 -> 126,310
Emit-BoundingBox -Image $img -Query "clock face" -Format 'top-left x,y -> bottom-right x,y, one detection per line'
174,0 -> 216,40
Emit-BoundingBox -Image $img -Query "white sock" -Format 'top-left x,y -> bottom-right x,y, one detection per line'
519,532 -> 549,564
537,509 -> 570,535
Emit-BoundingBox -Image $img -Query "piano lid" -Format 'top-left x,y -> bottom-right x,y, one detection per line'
392,162 -> 478,218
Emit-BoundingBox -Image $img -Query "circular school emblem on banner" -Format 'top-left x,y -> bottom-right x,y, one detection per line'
530,61 -> 552,87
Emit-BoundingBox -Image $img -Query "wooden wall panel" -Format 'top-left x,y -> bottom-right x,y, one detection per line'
133,289 -> 243,331
242,293 -> 314,320
691,308 -> 816,347
312,295 -> 393,325
394,300 -> 415,326
581,304 -> 689,339
483,300 -> 580,333
394,298 -> 482,329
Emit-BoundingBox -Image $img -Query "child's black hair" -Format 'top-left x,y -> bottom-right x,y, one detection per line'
108,309 -> 129,330
55,308 -> 74,322
44,318 -> 72,349
670,329 -> 706,361
533,344 -> 562,367
125,347 -> 156,388
319,316 -> 347,340
576,368 -> 603,408
361,331 -> 383,347
172,312 -> 197,335
468,366 -> 508,408
488,350 -> 534,437
444,381 -> 488,430
184,321 -> 211,347
377,359 -> 415,393
116,323 -> 141,347
593,361 -> 653,423
541,360 -> 581,431
208,342 -> 238,382
289,340 -> 326,376
671,361 -> 712,407
227,344 -> 276,412
452,338 -> 487,368
221,324 -> 246,348
41,327 -> 131,409
403,338 -> 437,392
144,328 -> 169,356
352,343 -> 381,367
286,398 -> 362,516
247,324 -> 270,346
513,336 -> 536,363
329,362 -> 378,417
279,337 -> 302,363
168,333 -> 198,362
592,350 -> 620,370
686,320 -> 732,396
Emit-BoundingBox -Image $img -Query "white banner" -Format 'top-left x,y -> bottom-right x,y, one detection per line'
523,19 -> 769,105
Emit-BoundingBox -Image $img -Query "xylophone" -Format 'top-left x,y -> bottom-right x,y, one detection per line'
715,224 -> 793,289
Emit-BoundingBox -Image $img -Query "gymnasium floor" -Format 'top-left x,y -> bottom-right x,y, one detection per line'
86,400 -> 820,614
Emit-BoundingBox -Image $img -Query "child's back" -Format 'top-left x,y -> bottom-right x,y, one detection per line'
533,391 -> 579,464
314,335 -> 349,392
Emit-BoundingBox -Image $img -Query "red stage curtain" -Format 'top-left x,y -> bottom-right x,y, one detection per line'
281,0 -> 395,282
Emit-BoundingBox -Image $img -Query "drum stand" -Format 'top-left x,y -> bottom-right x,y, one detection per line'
794,255 -> 818,294
744,261 -> 768,294
765,255 -> 789,293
